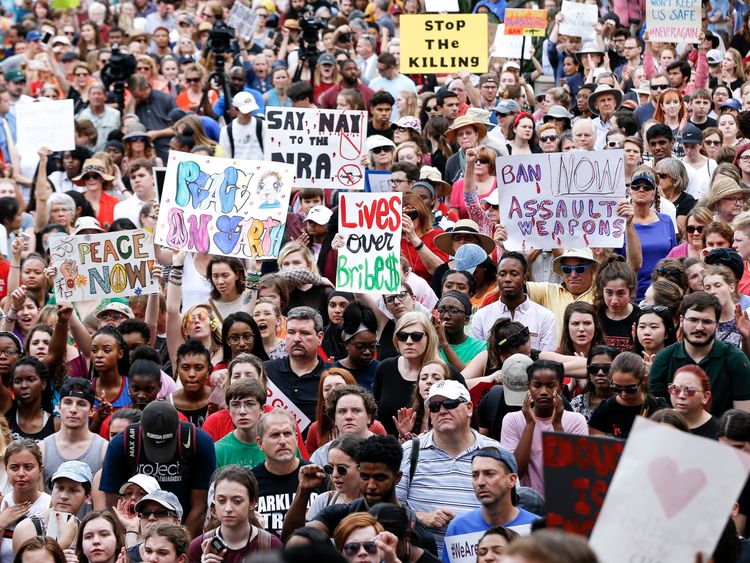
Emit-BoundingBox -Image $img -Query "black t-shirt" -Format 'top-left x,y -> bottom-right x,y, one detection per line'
598,306 -> 639,353
673,191 -> 697,218
314,498 -> 437,555
588,395 -> 667,439
377,320 -> 398,362
690,416 -> 719,440
263,357 -> 331,431
251,461 -> 325,537
690,117 -> 717,131
286,286 -> 333,325
477,385 -> 522,441
366,121 -> 396,140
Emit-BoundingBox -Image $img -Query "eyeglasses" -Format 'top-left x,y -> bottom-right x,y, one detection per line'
630,183 -> 655,191
498,326 -> 530,348
138,509 -> 176,519
607,141 -> 623,148
227,333 -> 254,344
686,225 -> 704,234
136,66 -> 151,71
704,140 -> 721,146
396,331 -> 425,343
587,363 -> 611,376
323,463 -> 349,476
540,135 -> 558,143
351,342 -> 378,352
228,399 -> 259,411
74,72 -> 90,77
384,291 -> 411,304
64,30 -> 76,35
372,146 -> 393,154
428,398 -> 466,413
668,383 -> 701,397
0,349 -> 19,357
189,311 -> 210,322
651,84 -> 669,91
560,264 -> 593,276
656,172 -> 672,180
724,196 -> 746,204
82,173 -> 100,181
640,305 -> 669,314
389,178 -> 409,187
343,542 -> 378,557
436,306 -> 464,317
740,155 -> 750,162
178,21 -> 192,26
99,311 -> 125,321
426,105 -> 438,113
185,77 -> 201,83
610,382 -> 640,394
684,316 -> 717,326
129,136 -> 148,143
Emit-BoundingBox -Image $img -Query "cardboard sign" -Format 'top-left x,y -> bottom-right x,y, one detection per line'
559,1 -> 597,40
337,192 -> 402,293
504,8 -> 547,36
491,24 -> 534,58
646,0 -> 701,43
266,379 -> 311,431
49,230 -> 157,302
590,417 -> 750,563
226,1 -> 257,39
400,14 -> 488,74
365,170 -> 393,193
154,151 -> 293,259
16,99 -> 75,155
264,108 -> 367,190
424,0 -> 460,11
543,432 -> 625,537
496,150 -> 627,251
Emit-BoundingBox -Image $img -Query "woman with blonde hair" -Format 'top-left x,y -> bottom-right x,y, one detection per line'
176,62 -> 217,112
277,240 -> 335,321
135,54 -> 168,92
719,48 -> 746,92
396,90 -> 418,118
92,151 -> 127,198
313,58 -> 339,102
173,115 -> 224,156
394,141 -> 424,166
667,205 -> 714,258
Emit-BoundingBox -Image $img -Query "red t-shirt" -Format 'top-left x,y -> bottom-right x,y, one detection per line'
97,193 -> 119,230
400,229 -> 449,281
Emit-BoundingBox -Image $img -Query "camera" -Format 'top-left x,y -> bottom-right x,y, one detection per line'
210,534 -> 227,554
339,32 -> 352,43
298,16 -> 325,61
101,44 -> 136,90
207,17 -> 235,56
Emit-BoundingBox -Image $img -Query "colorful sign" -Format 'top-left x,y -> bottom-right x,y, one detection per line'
495,150 -> 627,251
16,99 -> 75,156
543,432 -> 625,537
590,417 -> 750,563
264,108 -> 367,190
154,151 -> 294,259
504,9 -> 547,36
400,14 -> 488,74
646,0 -> 701,43
559,1 -> 597,40
337,192 -> 402,294
49,230 -> 157,302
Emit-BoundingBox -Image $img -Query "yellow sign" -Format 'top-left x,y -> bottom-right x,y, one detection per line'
504,8 -> 547,37
400,14 -> 488,74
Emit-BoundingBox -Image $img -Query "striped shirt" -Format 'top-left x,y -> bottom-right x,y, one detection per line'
396,430 -> 504,556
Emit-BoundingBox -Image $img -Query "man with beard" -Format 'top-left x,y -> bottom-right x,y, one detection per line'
211,65 -> 265,118
650,292 -> 750,416
319,59 -> 375,110
470,252 -> 556,351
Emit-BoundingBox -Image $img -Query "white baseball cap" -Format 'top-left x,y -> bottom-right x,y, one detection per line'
232,91 -> 259,115
427,380 -> 470,403
118,474 -> 160,495
304,205 -> 333,225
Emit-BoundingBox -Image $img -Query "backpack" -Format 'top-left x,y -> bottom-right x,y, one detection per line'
123,421 -> 196,472
227,115 -> 264,158
202,526 -> 275,560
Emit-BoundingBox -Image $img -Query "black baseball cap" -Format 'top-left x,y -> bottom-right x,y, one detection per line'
141,402 -> 180,464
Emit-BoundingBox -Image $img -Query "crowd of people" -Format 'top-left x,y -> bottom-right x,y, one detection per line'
0,0 -> 746,562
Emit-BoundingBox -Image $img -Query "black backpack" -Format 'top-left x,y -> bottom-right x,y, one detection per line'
226,115 -> 265,157
123,421 -> 196,472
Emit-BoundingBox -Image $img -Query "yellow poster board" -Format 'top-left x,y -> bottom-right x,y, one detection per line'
400,14 -> 488,74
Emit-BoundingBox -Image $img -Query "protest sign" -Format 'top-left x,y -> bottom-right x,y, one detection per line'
424,0 -> 460,11
266,379 -> 311,431
559,1 -> 597,40
16,99 -> 75,156
49,230 -> 157,303
365,170 -> 393,193
495,150 -> 626,251
226,1 -> 257,40
646,0 -> 701,43
337,192 -> 402,293
504,8 -> 547,36
543,432 -> 625,537
590,417 -> 750,563
400,14 -> 488,74
491,24 -> 534,58
154,151 -> 294,259
264,108 -> 367,190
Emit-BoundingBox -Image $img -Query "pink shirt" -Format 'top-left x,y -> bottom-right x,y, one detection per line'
450,178 -> 496,220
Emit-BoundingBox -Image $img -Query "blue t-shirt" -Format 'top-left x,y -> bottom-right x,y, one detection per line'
99,426 -> 216,520
333,360 -> 379,393
633,214 -> 677,300
442,507 -> 539,563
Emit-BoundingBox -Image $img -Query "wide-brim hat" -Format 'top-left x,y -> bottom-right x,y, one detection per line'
708,178 -> 750,210
544,105 -> 574,120
575,44 -> 605,65
122,123 -> 151,142
445,115 -> 487,143
434,219 -> 496,255
552,248 -> 598,276
72,158 -> 115,185
419,166 -> 452,198
587,84 -> 623,116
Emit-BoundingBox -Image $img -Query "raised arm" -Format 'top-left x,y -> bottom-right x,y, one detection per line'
34,148 -> 53,233
145,264 -> 162,347
166,250 -> 185,369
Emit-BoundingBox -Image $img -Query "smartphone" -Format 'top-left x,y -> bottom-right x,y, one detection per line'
41,31 -> 52,45
210,534 -> 227,554
47,510 -> 75,540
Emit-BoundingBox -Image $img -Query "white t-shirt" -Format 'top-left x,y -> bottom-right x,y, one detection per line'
0,492 -> 51,562
219,118 -> 264,161
683,157 -> 717,201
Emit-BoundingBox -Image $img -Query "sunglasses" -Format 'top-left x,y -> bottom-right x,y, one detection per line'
686,225 -> 704,234
630,183 -> 655,191
343,542 -> 378,557
372,146 -> 393,154
476,158 -> 490,165
185,77 -> 201,83
323,463 -> 349,476
497,325 -> 530,348
668,383 -> 700,397
396,331 -> 425,343
640,305 -> 669,314
129,136 -> 148,143
704,140 -> 721,146
138,509 -> 175,519
651,84 -> 669,91
540,135 -> 558,142
99,311 -> 125,321
607,141 -> 622,148
74,72 -> 90,77
656,172 -> 672,180
189,311 -> 210,322
610,382 -> 640,394
81,173 -> 100,181
427,398 -> 466,413
560,264 -> 592,276
587,363 -> 611,376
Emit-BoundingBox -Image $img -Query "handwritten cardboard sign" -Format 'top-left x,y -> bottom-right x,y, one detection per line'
154,151 -> 293,259
646,0 -> 701,43
543,432 -> 625,537
264,108 -> 367,190
226,1 -> 257,40
504,9 -> 547,36
559,1 -> 597,40
16,99 -> 75,156
337,192 -> 402,293
49,230 -> 157,302
491,24 -> 534,58
590,417 -> 750,563
495,150 -> 626,251
400,14 -> 488,74
365,170 -> 393,193
266,379 -> 311,431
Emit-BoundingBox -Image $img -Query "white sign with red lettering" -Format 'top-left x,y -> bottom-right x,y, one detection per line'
266,379 -> 311,431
